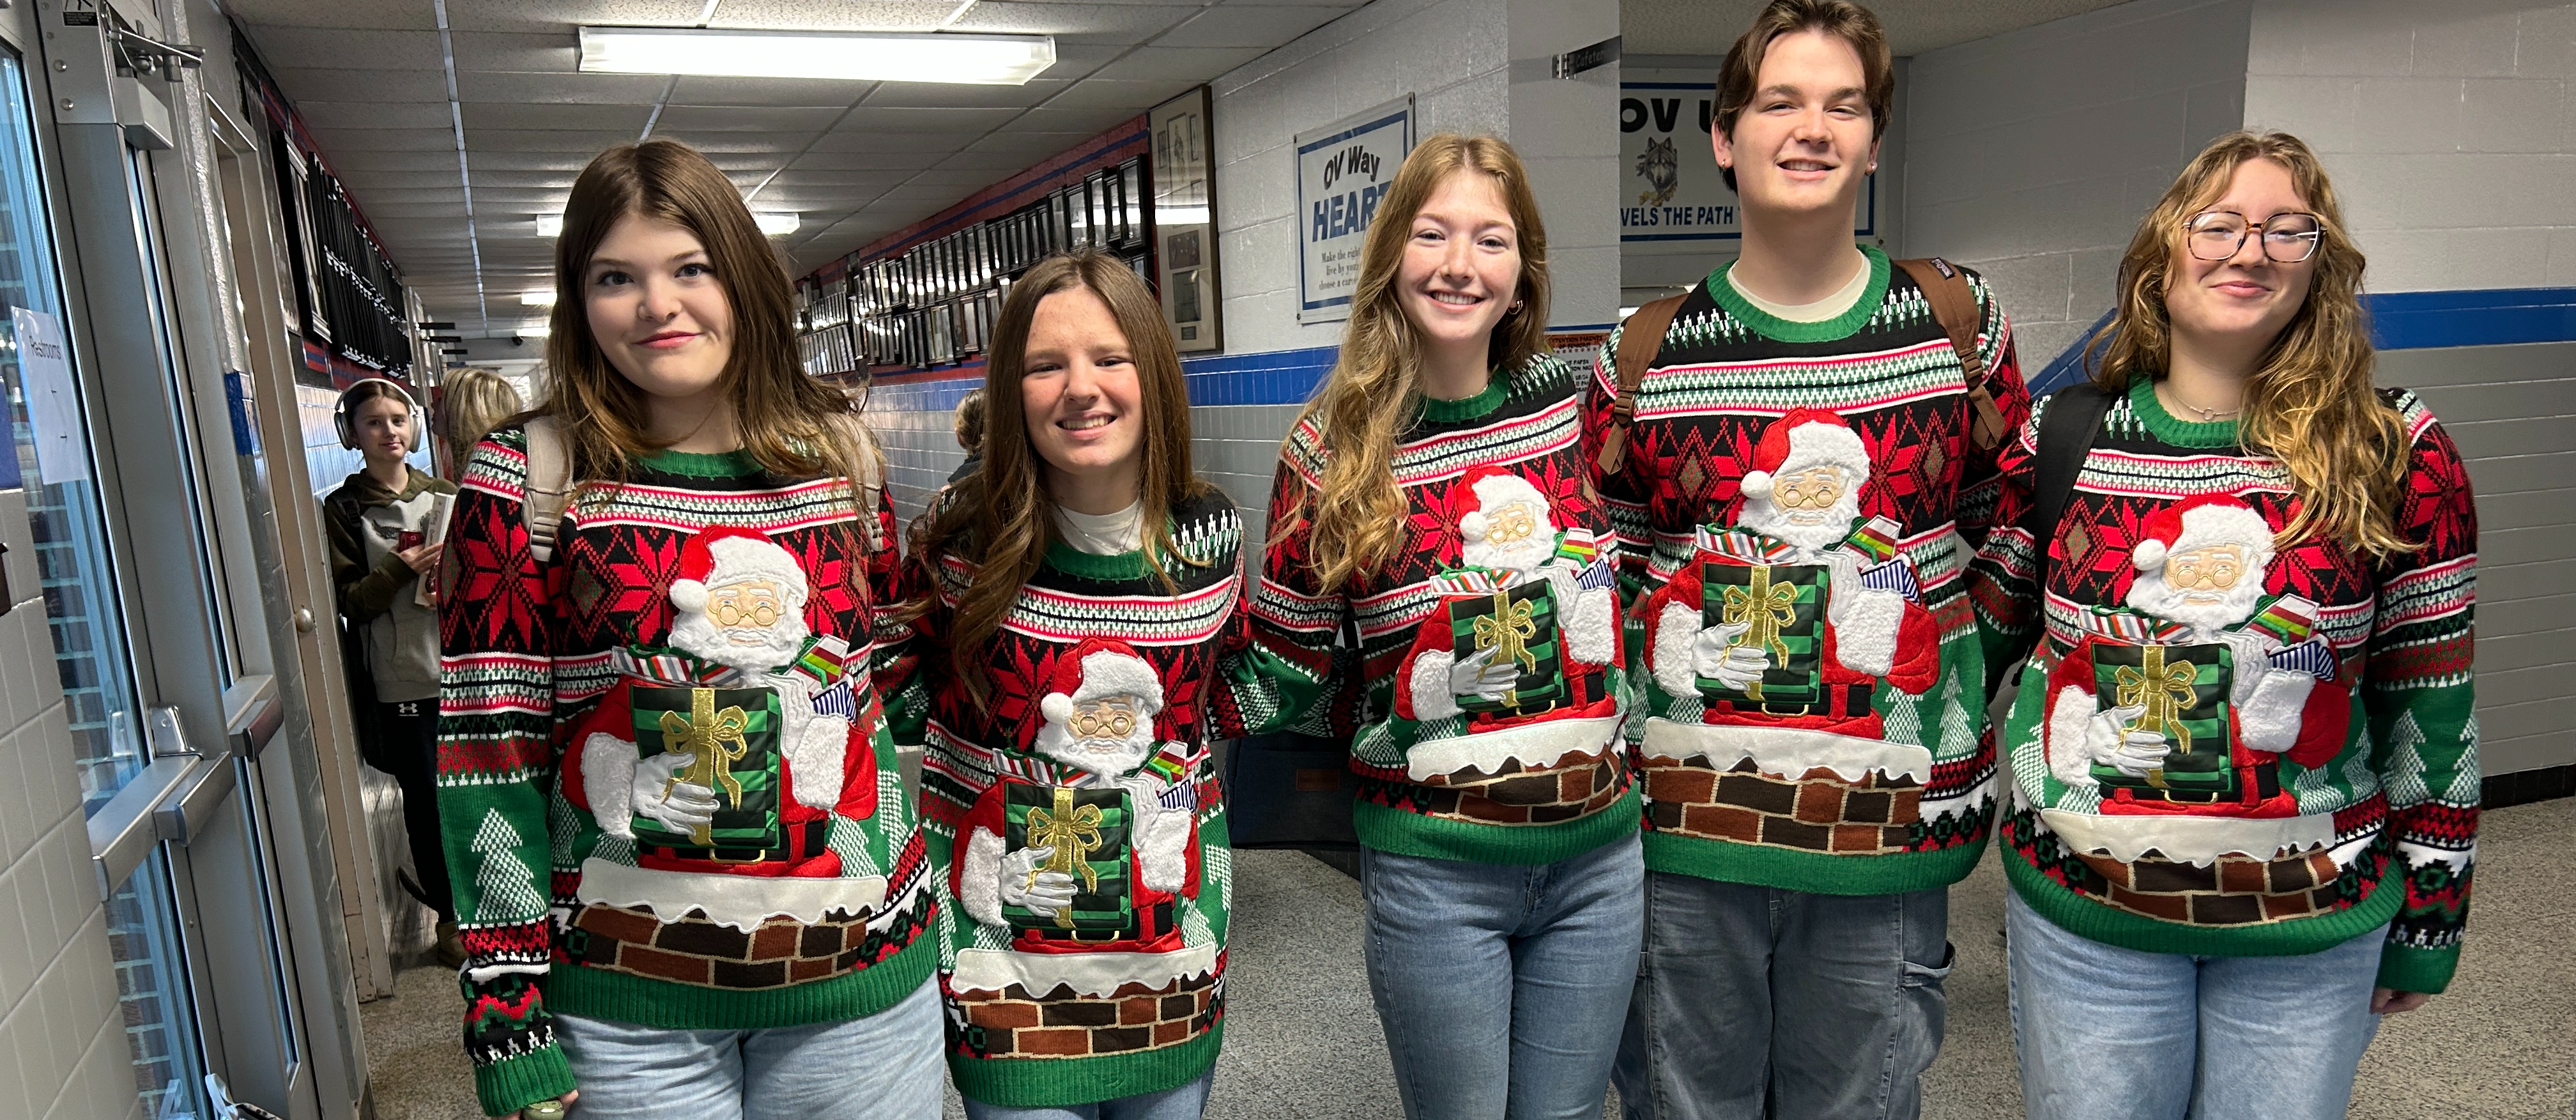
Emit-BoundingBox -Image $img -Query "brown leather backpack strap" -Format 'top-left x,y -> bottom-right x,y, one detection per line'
1895,256 -> 2011,452
1594,294 -> 1687,476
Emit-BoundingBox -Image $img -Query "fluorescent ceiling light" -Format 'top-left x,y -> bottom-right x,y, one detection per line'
756,212 -> 799,237
580,27 -> 1055,85
535,213 -> 563,238
519,289 -> 556,306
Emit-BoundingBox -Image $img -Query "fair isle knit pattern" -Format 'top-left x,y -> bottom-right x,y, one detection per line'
1586,246 -> 2032,895
882,489 -> 1243,1108
438,424 -> 934,1117
1217,353 -> 1639,866
1968,379 -> 2478,993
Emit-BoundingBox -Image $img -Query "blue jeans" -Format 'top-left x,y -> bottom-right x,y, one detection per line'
962,1070 -> 1215,1120
2006,891 -> 2384,1120
1614,875 -> 1951,1120
1361,832 -> 1645,1120
551,976 -> 944,1120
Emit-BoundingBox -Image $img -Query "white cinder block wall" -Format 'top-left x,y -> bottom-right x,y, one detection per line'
0,487 -> 139,1120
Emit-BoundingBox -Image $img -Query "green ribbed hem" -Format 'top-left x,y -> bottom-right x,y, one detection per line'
543,931 -> 937,1029
2003,847 -> 2404,958
1640,828 -> 1987,894
474,1043 -> 577,1117
2374,942 -> 2458,995
953,1021 -> 1222,1108
1354,788 -> 1640,866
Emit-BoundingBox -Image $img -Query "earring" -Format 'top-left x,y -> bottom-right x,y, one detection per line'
1510,300 -> 1524,312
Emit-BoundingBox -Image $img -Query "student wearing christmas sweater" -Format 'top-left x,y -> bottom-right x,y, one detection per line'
436,141 -> 939,1120
1969,132 -> 2477,1120
882,251 -> 1241,1119
1217,134 -> 1638,1120
1591,5 -> 2032,1117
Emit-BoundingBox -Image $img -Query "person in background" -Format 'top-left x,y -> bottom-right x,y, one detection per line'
1220,133 -> 1639,1120
435,139 -> 941,1120
949,386 -> 988,486
1969,130 -> 2477,1120
1592,4 -> 2031,1117
885,250 -> 1239,1119
322,377 -> 464,967
441,367 -> 525,474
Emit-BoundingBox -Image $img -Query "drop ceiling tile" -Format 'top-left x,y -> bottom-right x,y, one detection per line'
360,202 -> 473,220
1154,4 -> 1350,49
948,2 -> 1192,43
309,127 -> 463,153
893,167 -> 1011,188
450,32 -> 583,73
876,181 -> 978,201
705,1 -> 962,31
333,185 -> 469,204
1091,45 -> 1268,81
224,1 -> 434,31
831,105 -> 1022,133
960,128 -> 1096,156
933,149 -> 1053,171
464,188 -> 576,207
240,27 -> 445,70
1012,105 -> 1142,135
459,152 -> 602,171
668,76 -> 877,108
762,169 -> 918,188
791,150 -> 945,171
1039,78 -> 1200,111
464,102 -> 653,132
469,130 -> 639,153
456,72 -> 674,105
268,67 -> 454,104
654,105 -> 850,133
1038,45 -> 1130,79
318,150 -> 466,174
441,0 -> 709,34
295,101 -> 457,131
804,130 -> 976,155
466,171 -> 583,188
857,78 -> 1070,109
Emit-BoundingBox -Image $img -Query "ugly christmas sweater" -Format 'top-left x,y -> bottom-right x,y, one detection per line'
1587,245 -> 2032,894
880,487 -> 1245,1107
1218,352 -> 1637,865
1966,378 -> 2477,993
437,425 -> 935,1116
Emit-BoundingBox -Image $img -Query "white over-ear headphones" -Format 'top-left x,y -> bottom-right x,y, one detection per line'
335,378 -> 420,450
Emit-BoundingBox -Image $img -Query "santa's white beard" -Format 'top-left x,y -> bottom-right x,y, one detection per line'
2127,570 -> 2266,638
1032,720 -> 1158,781
1462,533 -> 1553,578
668,609 -> 811,671
1744,491 -> 1861,555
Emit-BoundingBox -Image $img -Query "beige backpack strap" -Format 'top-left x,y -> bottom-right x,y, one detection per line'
1894,256 -> 2010,452
1593,294 -> 1688,477
520,415 -> 574,564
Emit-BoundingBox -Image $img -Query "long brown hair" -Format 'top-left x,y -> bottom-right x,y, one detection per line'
913,250 -> 1208,702
1287,134 -> 1551,594
2087,130 -> 2410,556
539,140 -> 879,502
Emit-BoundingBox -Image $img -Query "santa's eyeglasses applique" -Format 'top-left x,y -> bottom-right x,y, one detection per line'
1768,468 -> 1844,507
1482,504 -> 1539,545
710,588 -> 783,628
1070,701 -> 1138,739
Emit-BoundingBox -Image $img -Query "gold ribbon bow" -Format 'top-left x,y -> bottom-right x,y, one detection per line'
1471,588 -> 1540,708
658,687 -> 751,846
2113,645 -> 2199,788
1719,565 -> 1798,701
1025,786 -> 1103,928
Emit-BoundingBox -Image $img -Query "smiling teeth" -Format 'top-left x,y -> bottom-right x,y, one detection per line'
1062,415 -> 1111,430
1432,293 -> 1480,305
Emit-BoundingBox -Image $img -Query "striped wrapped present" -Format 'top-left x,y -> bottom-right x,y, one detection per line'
2089,641 -> 2235,797
1002,783 -> 1135,933
630,684 -> 783,852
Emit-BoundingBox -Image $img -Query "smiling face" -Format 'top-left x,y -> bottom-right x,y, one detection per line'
2163,158 -> 2317,354
1395,171 -> 1522,367
351,395 -> 413,466
585,211 -> 735,410
1715,29 -> 1878,222
1020,286 -> 1145,510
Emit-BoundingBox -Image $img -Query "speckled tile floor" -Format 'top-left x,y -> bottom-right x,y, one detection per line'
360,799 -> 2576,1119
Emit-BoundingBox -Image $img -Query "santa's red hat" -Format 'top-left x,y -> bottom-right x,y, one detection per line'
2131,494 -> 2276,571
1452,468 -> 1553,546
1036,638 -> 1165,728
670,526 -> 804,613
1740,408 -> 1871,502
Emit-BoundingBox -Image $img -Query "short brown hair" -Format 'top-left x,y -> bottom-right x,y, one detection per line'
953,387 -> 986,454
1712,0 -> 1894,192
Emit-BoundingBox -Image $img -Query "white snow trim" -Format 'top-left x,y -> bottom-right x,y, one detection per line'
950,944 -> 1219,1000
960,827 -> 1006,928
1123,776 -> 1192,894
2047,686 -> 2101,789
1833,587 -> 1903,677
581,732 -> 640,839
1567,586 -> 1618,666
1066,647 -> 1167,711
1410,650 -> 1463,721
1652,602 -> 1700,697
2395,838 -> 2474,875
1405,714 -> 1621,783
1640,718 -> 1933,785
2234,666 -> 2313,756
768,672 -> 849,811
2035,808 -> 2334,867
575,857 -> 888,932
464,962 -> 548,984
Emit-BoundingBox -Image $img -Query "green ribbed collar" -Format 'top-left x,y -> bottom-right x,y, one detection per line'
2127,375 -> 2241,449
1706,243 -> 1891,343
639,447 -> 763,477
1416,369 -> 1509,423
1043,535 -> 1154,581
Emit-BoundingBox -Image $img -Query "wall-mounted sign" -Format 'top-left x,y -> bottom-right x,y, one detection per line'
13,306 -> 84,484
1151,87 -> 1223,353
1295,95 -> 1413,323
1619,81 -> 1874,243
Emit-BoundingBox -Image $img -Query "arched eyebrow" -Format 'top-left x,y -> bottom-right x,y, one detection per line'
1757,83 -> 1866,103
588,247 -> 712,272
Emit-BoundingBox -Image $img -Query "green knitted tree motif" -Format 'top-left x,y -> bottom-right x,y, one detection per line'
2382,710 -> 2430,806
2442,715 -> 2481,804
470,809 -> 547,923
1881,685 -> 1923,747
1935,672 -> 1974,758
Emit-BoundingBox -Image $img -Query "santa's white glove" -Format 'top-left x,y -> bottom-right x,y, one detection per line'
1694,620 -> 1770,689
632,751 -> 720,834
999,845 -> 1079,916
1449,646 -> 1522,701
1832,586 -> 1905,677
2084,702 -> 2169,778
1121,774 -> 1192,894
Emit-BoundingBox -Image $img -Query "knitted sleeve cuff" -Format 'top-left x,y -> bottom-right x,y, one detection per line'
473,1040 -> 577,1118
2374,940 -> 2458,996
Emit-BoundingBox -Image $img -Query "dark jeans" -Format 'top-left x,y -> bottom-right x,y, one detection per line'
378,699 -> 454,921
1614,874 -> 1951,1120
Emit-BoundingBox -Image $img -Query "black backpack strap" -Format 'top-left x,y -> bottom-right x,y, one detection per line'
1989,381 -> 2114,700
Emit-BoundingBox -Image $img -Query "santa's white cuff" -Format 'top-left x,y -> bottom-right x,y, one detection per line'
1834,587 -> 1903,677
1652,603 -> 1701,697
581,732 -> 640,840
1567,587 -> 1618,666
1409,650 -> 1464,721
2047,686 -> 2101,788
960,827 -> 1007,928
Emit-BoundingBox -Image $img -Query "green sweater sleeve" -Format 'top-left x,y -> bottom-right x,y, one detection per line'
1215,448 -> 1356,739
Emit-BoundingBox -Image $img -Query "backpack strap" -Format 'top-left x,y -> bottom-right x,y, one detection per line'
1894,257 -> 2011,452
520,415 -> 574,564
1988,381 -> 2115,700
1592,294 -> 1688,477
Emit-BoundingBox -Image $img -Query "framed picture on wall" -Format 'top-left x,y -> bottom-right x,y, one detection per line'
1149,86 -> 1222,353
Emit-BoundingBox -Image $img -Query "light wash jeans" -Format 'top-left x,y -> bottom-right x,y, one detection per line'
962,1069 -> 1215,1120
2006,891 -> 2384,1120
1360,832 -> 1646,1120
551,976 -> 944,1120
1613,875 -> 1952,1120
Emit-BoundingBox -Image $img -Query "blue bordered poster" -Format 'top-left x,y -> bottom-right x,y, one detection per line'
1294,95 -> 1413,323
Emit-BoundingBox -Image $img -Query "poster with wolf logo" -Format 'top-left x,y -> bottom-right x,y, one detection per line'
1620,79 -> 1876,243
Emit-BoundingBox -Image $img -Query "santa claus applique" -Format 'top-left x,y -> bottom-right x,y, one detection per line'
1641,408 -> 1940,737
565,526 -> 876,863
2041,495 -> 2347,815
954,640 -> 1199,949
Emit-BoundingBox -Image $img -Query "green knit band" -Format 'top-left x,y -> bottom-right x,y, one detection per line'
542,932 -> 936,1031
2374,941 -> 2459,995
1353,786 -> 1640,866
472,1040 -> 578,1118
2003,848 -> 2406,958
1705,245 -> 1892,343
1639,827 -> 1988,895
950,1021 -> 1222,1108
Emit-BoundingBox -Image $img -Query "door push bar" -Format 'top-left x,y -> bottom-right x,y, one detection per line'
84,675 -> 279,900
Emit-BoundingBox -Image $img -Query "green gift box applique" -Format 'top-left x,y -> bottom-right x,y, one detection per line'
629,684 -> 783,852
2089,641 -> 2235,797
1445,578 -> 1565,715
1697,559 -> 1828,706
1002,783 -> 1136,933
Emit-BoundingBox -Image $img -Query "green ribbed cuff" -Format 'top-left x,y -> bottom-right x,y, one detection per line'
2374,941 -> 2458,995
473,1042 -> 576,1118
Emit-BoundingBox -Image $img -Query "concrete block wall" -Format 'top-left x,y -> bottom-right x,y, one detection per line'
0,486 -> 140,1120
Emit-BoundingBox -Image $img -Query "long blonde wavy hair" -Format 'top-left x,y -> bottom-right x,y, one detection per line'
2088,130 -> 2411,557
1288,134 -> 1552,592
